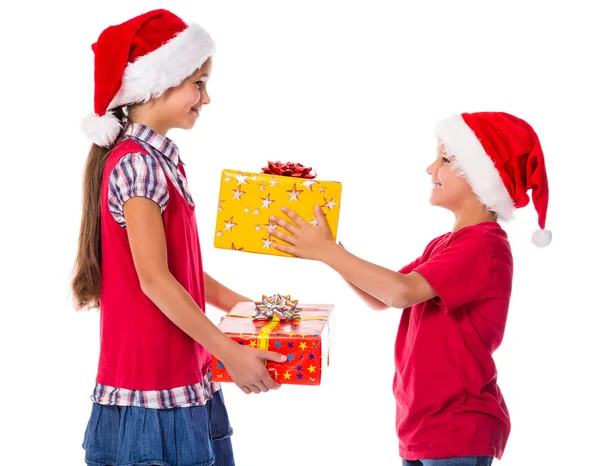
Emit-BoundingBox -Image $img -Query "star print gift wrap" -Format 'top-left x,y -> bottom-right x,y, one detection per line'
212,295 -> 334,386
213,162 -> 342,257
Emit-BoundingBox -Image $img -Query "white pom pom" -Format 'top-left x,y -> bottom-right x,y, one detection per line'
81,111 -> 122,147
531,229 -> 552,248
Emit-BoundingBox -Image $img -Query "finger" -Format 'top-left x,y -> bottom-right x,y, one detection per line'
248,384 -> 261,394
239,385 -> 251,395
270,229 -> 296,245
263,375 -> 281,391
272,243 -> 296,255
280,206 -> 307,226
314,204 -> 328,225
270,215 -> 299,235
315,204 -> 333,236
255,380 -> 270,393
261,351 -> 287,363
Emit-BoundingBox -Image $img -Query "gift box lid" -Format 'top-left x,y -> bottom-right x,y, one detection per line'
218,302 -> 334,336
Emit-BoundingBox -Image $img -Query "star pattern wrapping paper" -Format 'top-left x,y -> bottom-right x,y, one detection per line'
212,302 -> 333,386
213,169 -> 342,257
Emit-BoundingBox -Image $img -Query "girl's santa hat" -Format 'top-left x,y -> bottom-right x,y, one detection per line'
435,112 -> 552,247
82,9 -> 214,147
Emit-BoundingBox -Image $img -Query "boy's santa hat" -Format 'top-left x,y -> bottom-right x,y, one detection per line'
435,112 -> 552,247
82,9 -> 214,147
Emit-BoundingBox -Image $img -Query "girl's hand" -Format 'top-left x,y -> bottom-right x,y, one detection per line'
222,345 -> 286,394
270,205 -> 337,261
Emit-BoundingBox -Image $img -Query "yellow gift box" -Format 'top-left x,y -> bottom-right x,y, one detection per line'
213,165 -> 342,257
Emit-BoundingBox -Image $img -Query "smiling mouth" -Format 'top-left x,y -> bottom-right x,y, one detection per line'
191,107 -> 200,114
432,183 -> 441,189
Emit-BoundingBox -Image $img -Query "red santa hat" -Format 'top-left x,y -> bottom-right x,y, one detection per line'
435,112 -> 552,247
82,9 -> 215,147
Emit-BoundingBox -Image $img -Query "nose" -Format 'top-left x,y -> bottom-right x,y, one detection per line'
426,160 -> 437,176
202,89 -> 211,106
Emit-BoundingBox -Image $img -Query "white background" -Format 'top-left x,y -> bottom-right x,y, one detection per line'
1,1 -> 599,465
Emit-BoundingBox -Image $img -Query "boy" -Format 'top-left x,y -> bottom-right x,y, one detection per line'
269,112 -> 551,465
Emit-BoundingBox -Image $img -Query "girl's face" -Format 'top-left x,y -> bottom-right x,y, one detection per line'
427,143 -> 480,212
148,57 -> 212,132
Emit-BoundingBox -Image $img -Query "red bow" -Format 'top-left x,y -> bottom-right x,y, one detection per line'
261,161 -> 316,179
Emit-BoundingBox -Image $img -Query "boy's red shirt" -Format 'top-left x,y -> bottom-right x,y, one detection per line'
394,222 -> 512,460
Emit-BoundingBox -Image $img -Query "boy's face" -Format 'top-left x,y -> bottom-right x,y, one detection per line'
427,144 -> 481,212
150,57 -> 213,131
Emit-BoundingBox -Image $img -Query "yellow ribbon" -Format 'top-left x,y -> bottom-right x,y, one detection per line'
258,314 -> 281,351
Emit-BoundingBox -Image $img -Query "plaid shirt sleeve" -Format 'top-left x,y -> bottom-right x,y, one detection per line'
108,152 -> 169,228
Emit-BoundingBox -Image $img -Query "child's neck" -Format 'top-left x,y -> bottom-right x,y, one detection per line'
130,116 -> 170,138
452,206 -> 497,232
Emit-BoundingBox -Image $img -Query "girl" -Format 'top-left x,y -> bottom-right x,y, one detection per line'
269,112 -> 551,465
71,9 -> 285,466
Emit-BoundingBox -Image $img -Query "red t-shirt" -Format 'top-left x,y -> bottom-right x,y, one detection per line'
394,222 -> 513,460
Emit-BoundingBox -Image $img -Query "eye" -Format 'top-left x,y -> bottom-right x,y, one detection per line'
442,157 -> 450,163
195,79 -> 206,88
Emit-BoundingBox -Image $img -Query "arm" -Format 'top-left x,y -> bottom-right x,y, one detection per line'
322,244 -> 437,309
270,206 -> 437,309
204,272 -> 252,312
337,243 -> 389,311
123,197 -> 285,394
342,277 -> 390,311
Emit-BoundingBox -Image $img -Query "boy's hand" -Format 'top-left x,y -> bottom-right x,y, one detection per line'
222,345 -> 286,394
270,205 -> 337,260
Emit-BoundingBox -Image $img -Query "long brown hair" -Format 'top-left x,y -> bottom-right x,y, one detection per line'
71,108 -> 127,311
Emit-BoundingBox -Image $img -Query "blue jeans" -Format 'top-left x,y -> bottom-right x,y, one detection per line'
82,389 -> 234,466
402,457 -> 493,466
